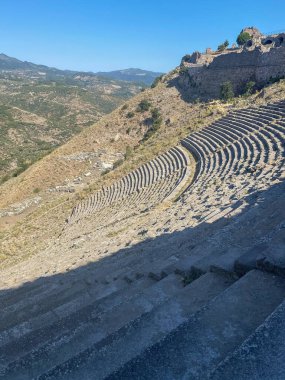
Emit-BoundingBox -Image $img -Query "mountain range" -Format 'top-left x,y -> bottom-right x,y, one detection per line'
0,53 -> 162,85
96,68 -> 164,85
0,53 -> 163,182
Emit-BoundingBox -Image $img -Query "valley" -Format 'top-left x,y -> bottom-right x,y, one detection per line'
0,54 -> 154,182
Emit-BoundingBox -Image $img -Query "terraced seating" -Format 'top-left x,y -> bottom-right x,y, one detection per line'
2,242 -> 285,379
69,146 -> 191,225
181,100 -> 285,194
1,101 -> 285,379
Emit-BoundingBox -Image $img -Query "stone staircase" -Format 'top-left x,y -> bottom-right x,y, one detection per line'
0,101 -> 285,379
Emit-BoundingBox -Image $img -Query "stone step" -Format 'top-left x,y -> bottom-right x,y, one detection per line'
209,299 -> 285,380
234,228 -> 285,277
0,278 -> 95,333
175,245 -> 244,283
1,274 -> 183,379
0,276 -> 154,350
39,272 -> 234,380
104,270 -> 285,380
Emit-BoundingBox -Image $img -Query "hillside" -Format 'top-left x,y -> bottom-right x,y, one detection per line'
0,54 -> 143,182
0,64 -> 284,263
0,34 -> 285,378
96,68 -> 163,85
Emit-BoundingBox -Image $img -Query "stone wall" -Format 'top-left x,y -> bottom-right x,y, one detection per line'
179,38 -> 285,100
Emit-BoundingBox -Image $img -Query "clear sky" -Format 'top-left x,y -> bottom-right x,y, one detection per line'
0,0 -> 284,73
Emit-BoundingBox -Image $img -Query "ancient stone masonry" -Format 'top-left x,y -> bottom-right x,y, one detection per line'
68,146 -> 191,226
180,28 -> 285,99
1,100 -> 285,379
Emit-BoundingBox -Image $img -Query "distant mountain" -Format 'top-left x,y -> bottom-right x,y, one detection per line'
0,53 -> 143,182
0,54 -> 163,86
0,53 -> 75,78
96,68 -> 164,86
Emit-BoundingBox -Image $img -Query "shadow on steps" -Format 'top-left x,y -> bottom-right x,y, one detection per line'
0,181 -> 284,378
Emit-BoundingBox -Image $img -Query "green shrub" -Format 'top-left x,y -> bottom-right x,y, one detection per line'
243,81 -> 256,96
126,111 -> 135,118
142,108 -> 162,141
121,104 -> 128,111
102,168 -> 112,176
12,161 -> 29,177
217,40 -> 229,51
179,65 -> 189,75
236,31 -> 251,46
0,174 -> 10,184
137,99 -> 151,112
220,81 -> 234,101
113,158 -> 124,169
151,108 -> 161,122
181,54 -> 192,62
33,187 -> 40,194
151,75 -> 163,88
125,145 -> 132,159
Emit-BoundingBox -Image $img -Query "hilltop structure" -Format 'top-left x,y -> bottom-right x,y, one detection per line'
179,27 -> 285,99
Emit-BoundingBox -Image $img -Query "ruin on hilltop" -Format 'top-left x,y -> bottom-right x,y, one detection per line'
179,27 -> 285,99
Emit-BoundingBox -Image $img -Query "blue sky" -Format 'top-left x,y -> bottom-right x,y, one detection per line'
0,0 -> 284,73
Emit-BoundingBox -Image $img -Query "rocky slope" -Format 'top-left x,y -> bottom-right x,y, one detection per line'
0,70 -> 284,266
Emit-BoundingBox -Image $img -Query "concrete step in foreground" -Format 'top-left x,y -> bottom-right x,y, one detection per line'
37,272 -> 232,380
1,274 -> 182,379
104,270 -> 285,380
209,299 -> 285,380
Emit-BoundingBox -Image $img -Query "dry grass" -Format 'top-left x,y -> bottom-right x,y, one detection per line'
0,76 -> 285,268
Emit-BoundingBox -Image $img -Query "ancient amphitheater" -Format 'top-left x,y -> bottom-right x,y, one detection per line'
0,96 -> 284,379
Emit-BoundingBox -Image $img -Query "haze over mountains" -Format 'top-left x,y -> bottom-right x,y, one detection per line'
0,53 -> 162,85
96,68 -> 164,85
0,53 -> 161,182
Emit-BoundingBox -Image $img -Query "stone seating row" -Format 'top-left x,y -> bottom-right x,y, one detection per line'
69,146 -> 190,223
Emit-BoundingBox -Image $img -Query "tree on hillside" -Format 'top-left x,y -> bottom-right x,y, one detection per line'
217,40 -> 229,51
137,99 -> 151,112
243,81 -> 256,96
220,81 -> 234,101
236,31 -> 251,46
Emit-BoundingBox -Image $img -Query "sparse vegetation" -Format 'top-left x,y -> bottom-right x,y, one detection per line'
137,99 -> 151,112
126,111 -> 135,118
125,145 -> 132,159
142,108 -> 162,141
236,31 -> 251,46
217,40 -> 229,51
151,75 -> 163,88
1,63 -> 285,270
179,65 -> 189,75
0,68 -> 142,181
113,158 -> 125,169
220,81 -> 234,101
243,81 -> 256,96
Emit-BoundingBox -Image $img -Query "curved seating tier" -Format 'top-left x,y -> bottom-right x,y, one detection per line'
69,146 -> 191,225
69,100 -> 285,227
1,101 -> 285,380
181,100 -> 285,196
